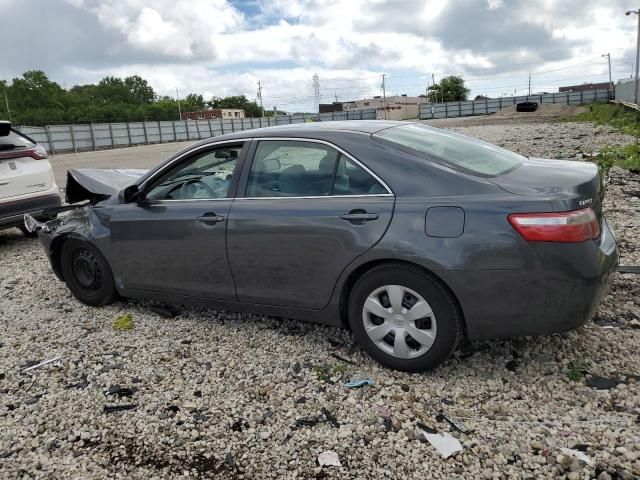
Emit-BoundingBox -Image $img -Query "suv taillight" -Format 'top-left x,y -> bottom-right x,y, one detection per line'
508,208 -> 600,243
0,144 -> 48,160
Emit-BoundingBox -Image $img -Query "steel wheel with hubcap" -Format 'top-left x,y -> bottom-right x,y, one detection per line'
349,264 -> 461,372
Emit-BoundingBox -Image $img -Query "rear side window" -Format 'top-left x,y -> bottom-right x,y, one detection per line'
0,130 -> 35,150
246,140 -> 388,197
373,123 -> 523,177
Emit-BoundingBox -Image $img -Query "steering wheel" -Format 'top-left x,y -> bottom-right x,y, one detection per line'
179,178 -> 218,199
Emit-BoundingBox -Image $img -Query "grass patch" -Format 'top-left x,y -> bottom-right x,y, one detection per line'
567,360 -> 587,382
594,144 -> 640,176
313,363 -> 348,382
568,103 -> 640,137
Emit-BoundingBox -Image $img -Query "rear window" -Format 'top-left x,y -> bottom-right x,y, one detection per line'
0,129 -> 34,150
372,123 -> 524,177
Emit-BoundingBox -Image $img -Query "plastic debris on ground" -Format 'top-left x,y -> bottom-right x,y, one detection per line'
560,447 -> 594,465
317,450 -> 341,467
419,429 -> 463,459
586,375 -> 621,390
344,378 -> 374,388
330,352 -> 356,365
105,384 -> 136,397
434,409 -> 473,434
113,314 -> 134,331
103,404 -> 137,413
23,356 -> 62,373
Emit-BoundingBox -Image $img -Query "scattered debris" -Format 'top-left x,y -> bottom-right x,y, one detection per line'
317,450 -> 341,467
23,356 -> 61,373
327,337 -> 346,348
295,416 -> 321,428
105,384 -> 136,397
321,407 -> 339,428
434,409 -> 472,434
113,314 -> 134,331
344,378 -> 374,389
586,375 -> 621,390
383,417 -> 393,432
617,265 -> 640,274
330,352 -> 356,365
149,304 -> 180,318
505,359 -> 518,372
420,430 -> 463,459
560,447 -> 594,465
294,396 -> 306,404
65,375 -> 89,389
416,422 -> 437,434
103,404 -> 137,413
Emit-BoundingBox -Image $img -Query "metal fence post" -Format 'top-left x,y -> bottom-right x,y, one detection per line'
207,118 -> 213,137
108,123 -> 114,148
126,122 -> 132,146
172,121 -> 177,141
580,90 -> 584,105
231,120 -> 235,133
250,117 -> 254,129
220,119 -> 224,135
195,120 -> 202,139
90,123 -> 96,151
185,120 -> 189,140
142,121 -> 149,144
45,125 -> 55,154
69,125 -> 77,152
158,121 -> 163,143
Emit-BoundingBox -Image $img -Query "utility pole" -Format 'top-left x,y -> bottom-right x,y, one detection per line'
334,92 -> 338,102
602,53 -> 613,96
528,74 -> 531,96
627,9 -> 640,104
3,90 -> 11,123
175,87 -> 182,120
312,74 -> 320,112
257,81 -> 264,116
381,74 -> 386,119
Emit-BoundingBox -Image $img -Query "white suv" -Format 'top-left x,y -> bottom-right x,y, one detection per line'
0,121 -> 61,235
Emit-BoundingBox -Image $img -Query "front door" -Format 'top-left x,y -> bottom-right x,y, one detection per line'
109,142 -> 245,300
227,139 -> 395,309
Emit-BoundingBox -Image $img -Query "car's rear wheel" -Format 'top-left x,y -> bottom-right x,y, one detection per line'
60,239 -> 117,306
348,264 -> 461,372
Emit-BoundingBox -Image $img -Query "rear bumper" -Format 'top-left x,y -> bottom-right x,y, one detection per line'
439,216 -> 618,340
0,193 -> 62,229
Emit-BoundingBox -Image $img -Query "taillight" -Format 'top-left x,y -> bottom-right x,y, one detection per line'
0,144 -> 48,160
508,208 -> 600,243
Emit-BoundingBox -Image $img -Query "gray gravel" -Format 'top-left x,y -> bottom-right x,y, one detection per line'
1,121 -> 639,479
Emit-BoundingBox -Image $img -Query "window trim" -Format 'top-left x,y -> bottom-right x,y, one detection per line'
238,137 -> 394,200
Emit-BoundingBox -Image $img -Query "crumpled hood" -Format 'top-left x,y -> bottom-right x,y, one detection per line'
66,168 -> 147,204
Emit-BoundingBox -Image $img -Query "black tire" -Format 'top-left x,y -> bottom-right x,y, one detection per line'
348,263 -> 462,372
60,239 -> 118,306
19,225 -> 38,238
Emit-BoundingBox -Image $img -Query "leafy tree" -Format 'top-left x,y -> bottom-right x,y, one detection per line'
182,93 -> 206,111
208,95 -> 262,117
428,75 -> 470,103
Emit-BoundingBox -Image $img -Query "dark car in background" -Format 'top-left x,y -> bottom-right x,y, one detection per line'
26,121 -> 618,372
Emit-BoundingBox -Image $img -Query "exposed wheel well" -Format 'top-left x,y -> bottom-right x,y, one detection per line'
49,233 -> 85,281
338,259 -> 467,337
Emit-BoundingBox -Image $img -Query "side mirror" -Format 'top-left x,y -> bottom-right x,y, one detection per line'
122,184 -> 141,203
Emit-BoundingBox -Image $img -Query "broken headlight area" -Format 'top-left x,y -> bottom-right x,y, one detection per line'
24,203 -> 91,234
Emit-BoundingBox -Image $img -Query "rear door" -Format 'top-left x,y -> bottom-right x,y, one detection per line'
226,138 -> 395,309
0,130 -> 53,200
109,142 -> 246,299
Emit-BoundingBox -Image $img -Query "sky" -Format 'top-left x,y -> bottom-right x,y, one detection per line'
0,0 -> 636,112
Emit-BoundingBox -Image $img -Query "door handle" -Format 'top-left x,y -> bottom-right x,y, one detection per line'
340,210 -> 379,223
196,213 -> 225,224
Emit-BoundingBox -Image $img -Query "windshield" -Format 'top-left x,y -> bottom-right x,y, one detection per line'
373,123 -> 524,177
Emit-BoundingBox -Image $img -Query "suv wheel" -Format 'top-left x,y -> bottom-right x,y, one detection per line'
348,264 -> 461,372
60,239 -> 118,306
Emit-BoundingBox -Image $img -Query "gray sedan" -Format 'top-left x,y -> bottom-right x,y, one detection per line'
27,121 -> 618,372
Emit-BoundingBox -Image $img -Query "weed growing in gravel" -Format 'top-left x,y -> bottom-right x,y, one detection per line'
113,314 -> 134,331
595,144 -> 640,176
314,363 -> 348,382
570,104 -> 640,137
567,360 -> 587,382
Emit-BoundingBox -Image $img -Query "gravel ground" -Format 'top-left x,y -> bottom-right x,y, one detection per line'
1,121 -> 639,479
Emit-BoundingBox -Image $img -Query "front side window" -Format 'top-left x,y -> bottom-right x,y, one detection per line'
373,123 -> 524,177
246,140 -> 388,197
146,145 -> 241,200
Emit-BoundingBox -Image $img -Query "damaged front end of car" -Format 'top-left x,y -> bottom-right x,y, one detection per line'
23,168 -> 147,280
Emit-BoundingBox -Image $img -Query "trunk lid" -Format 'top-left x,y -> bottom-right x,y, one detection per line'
490,157 -> 603,220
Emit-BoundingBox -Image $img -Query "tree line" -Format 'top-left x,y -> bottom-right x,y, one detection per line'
0,71 -> 264,126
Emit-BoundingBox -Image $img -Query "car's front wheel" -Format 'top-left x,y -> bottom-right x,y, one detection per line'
60,239 -> 118,306
348,264 -> 462,372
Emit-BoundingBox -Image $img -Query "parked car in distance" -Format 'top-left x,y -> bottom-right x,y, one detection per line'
0,121 -> 61,235
26,121 -> 618,372
516,101 -> 539,112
